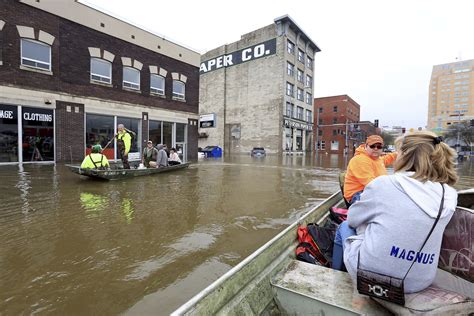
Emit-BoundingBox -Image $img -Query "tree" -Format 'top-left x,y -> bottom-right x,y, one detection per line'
380,131 -> 395,146
443,121 -> 473,147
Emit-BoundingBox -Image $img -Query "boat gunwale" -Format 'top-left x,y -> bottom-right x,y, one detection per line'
171,191 -> 343,315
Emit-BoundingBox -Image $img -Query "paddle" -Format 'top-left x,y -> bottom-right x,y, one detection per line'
102,135 -> 116,151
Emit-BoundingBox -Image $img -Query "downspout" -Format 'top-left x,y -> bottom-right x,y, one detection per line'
223,44 -> 227,155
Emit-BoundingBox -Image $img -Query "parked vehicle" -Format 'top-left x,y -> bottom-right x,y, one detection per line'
250,147 -> 266,157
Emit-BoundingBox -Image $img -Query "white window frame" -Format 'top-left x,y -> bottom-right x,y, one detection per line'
306,92 -> 312,105
20,38 -> 51,71
287,62 -> 294,76
90,58 -> 112,84
297,69 -> 304,83
286,82 -> 294,97
172,80 -> 185,100
298,49 -> 305,63
297,106 -> 304,120
306,74 -> 312,87
150,74 -> 165,95
297,88 -> 304,101
307,56 -> 313,69
287,40 -> 295,55
306,110 -> 312,123
123,67 -> 140,90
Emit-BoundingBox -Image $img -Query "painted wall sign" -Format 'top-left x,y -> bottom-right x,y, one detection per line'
199,113 -> 216,128
200,38 -> 277,74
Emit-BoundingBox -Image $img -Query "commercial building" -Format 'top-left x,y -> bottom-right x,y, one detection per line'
428,59 -> 474,130
0,0 -> 200,165
198,15 -> 320,155
313,95 -> 378,155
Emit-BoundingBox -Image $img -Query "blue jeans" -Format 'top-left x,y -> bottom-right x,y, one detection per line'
350,191 -> 363,205
332,221 -> 356,270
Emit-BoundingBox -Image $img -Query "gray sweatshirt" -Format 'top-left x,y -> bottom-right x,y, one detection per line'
343,172 -> 458,293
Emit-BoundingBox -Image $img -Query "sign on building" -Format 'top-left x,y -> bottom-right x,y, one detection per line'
199,113 -> 216,128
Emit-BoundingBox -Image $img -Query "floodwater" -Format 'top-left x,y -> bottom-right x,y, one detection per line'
0,155 -> 472,315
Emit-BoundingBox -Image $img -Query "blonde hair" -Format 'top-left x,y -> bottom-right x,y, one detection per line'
394,131 -> 458,185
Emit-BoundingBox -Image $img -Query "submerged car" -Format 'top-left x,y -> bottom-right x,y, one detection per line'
250,147 -> 266,157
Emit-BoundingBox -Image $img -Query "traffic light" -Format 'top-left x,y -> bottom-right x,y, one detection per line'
374,119 -> 379,128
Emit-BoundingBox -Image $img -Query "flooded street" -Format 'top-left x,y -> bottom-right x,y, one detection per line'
0,156 -> 472,315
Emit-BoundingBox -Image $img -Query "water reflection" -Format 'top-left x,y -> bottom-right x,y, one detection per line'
0,157 -> 471,315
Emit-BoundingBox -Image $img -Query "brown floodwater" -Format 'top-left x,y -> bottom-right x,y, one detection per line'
0,155 -> 472,315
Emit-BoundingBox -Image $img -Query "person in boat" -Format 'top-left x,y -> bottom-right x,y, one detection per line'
163,143 -> 170,158
156,144 -> 169,168
80,144 -> 110,169
333,131 -> 458,294
142,140 -> 159,168
343,135 -> 397,204
168,147 -> 182,165
116,124 -> 132,169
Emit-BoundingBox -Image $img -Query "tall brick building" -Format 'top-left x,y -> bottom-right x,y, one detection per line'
198,15 -> 320,155
0,0 -> 200,164
314,95 -> 377,155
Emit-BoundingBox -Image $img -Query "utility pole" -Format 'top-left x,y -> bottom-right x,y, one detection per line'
456,110 -> 461,154
345,118 -> 349,156
315,108 -> 320,156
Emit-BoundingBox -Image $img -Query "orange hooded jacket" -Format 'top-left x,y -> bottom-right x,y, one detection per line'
344,145 -> 397,201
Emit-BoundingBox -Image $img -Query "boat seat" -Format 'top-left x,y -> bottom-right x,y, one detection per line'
338,171 -> 351,208
271,260 -> 392,315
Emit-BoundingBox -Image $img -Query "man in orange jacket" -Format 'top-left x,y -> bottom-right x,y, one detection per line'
344,135 -> 397,204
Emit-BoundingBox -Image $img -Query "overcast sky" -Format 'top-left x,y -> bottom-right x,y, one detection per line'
84,0 -> 474,129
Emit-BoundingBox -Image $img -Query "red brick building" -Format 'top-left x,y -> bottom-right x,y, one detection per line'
313,95 -> 362,155
0,0 -> 200,164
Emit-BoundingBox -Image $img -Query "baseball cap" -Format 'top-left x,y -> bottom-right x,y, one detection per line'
366,135 -> 384,146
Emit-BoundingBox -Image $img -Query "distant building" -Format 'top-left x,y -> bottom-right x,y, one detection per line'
428,59 -> 474,130
198,15 -> 320,155
0,0 -> 200,165
314,95 -> 367,155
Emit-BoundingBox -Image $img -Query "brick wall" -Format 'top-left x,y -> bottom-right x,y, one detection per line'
187,119 -> 198,161
55,101 -> 85,162
0,0 -> 199,114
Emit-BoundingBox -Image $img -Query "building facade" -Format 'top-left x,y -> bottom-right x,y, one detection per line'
198,15 -> 320,155
0,0 -> 200,165
428,59 -> 474,130
314,95 -> 370,155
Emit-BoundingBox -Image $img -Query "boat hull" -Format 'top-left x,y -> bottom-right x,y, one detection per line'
67,163 -> 190,180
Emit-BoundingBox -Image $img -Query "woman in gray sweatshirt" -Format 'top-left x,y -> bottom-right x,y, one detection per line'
337,131 -> 458,293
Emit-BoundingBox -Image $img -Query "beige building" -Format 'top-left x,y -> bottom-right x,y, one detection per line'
198,15 -> 320,155
428,59 -> 474,130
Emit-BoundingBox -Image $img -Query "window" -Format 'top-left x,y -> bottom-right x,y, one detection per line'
287,62 -> 294,76
306,75 -> 312,87
333,106 -> 338,112
150,74 -> 165,95
333,129 -> 337,136
333,117 -> 337,124
0,104 -> 18,162
90,58 -> 111,84
287,40 -> 295,54
297,106 -> 304,120
22,107 -> 54,161
318,118 -> 322,125
307,56 -> 313,69
21,38 -> 51,71
306,110 -> 312,123
297,69 -> 304,83
286,82 -> 294,96
86,114 -> 115,159
297,88 -> 304,101
173,80 -> 185,100
286,102 -> 294,117
319,107 -> 323,113
123,67 -> 140,90
298,49 -> 304,63
331,140 -> 339,151
306,92 -> 312,105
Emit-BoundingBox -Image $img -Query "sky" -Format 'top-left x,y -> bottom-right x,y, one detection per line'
84,0 -> 474,129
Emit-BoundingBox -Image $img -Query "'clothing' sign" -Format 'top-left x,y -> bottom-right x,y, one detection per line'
200,39 -> 277,74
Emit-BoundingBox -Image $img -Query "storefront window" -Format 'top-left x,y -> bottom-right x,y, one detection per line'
149,120 -> 162,145
117,117 -> 141,156
176,123 -> 186,143
0,104 -> 18,162
22,107 -> 54,162
163,121 -> 173,148
86,114 -> 115,159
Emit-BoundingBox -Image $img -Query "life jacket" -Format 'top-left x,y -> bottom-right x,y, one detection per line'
295,221 -> 337,267
88,154 -> 107,170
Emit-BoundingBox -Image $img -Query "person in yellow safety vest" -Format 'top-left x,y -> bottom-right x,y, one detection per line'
81,144 -> 110,169
116,124 -> 131,169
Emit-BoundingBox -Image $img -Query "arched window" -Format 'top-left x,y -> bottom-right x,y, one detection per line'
123,66 -> 140,90
90,58 -> 112,84
150,74 -> 165,95
172,80 -> 185,100
20,38 -> 51,71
